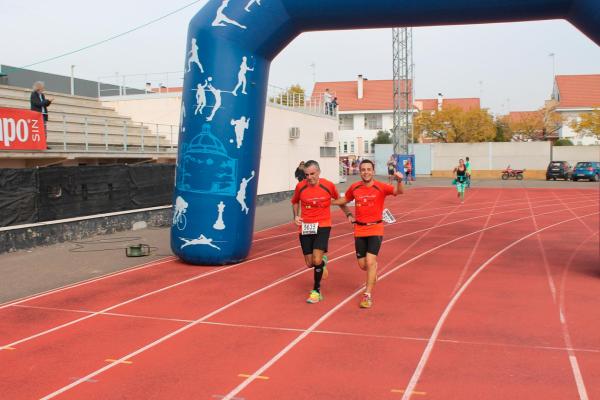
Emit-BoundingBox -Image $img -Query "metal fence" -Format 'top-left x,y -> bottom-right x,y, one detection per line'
97,71 -> 337,117
49,112 -> 178,153
267,84 -> 338,117
97,71 -> 183,97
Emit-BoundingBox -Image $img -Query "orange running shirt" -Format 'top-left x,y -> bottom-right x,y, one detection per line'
291,178 -> 339,227
345,180 -> 395,237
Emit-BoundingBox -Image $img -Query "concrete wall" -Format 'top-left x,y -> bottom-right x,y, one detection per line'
103,93 -> 340,195
427,141 -> 551,178
553,145 -> 600,166
101,93 -> 181,139
260,104 -> 339,194
374,144 -> 394,174
375,141 -> 561,179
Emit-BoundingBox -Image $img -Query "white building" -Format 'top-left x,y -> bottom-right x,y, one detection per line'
550,74 -> 600,145
101,87 -> 340,196
312,76 -> 480,161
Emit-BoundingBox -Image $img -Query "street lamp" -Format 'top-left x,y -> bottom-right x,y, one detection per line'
70,65 -> 75,96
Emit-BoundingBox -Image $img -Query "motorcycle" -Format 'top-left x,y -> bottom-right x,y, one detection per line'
501,165 -> 525,180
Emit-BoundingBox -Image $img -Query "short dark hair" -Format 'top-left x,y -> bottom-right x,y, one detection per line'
304,160 -> 320,171
359,159 -> 375,169
466,156 -> 470,161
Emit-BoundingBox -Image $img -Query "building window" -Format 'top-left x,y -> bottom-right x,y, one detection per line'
343,142 -> 348,153
364,140 -> 369,153
364,114 -> 382,130
320,147 -> 337,157
339,115 -> 354,130
350,141 -> 355,153
371,141 -> 375,153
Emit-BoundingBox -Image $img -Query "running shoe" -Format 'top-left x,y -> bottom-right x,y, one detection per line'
359,293 -> 372,308
322,255 -> 329,280
306,290 -> 323,304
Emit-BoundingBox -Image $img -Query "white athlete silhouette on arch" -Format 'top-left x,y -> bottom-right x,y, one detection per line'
180,234 -> 221,250
212,0 -> 247,29
206,77 -> 223,122
230,116 -> 250,148
236,170 -> 255,214
245,0 -> 261,12
232,56 -> 254,96
186,38 -> 204,73
194,80 -> 208,115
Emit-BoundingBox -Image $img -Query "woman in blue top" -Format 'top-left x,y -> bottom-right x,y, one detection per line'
453,159 -> 468,203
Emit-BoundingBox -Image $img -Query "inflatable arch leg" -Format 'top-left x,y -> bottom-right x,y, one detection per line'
171,0 -> 600,265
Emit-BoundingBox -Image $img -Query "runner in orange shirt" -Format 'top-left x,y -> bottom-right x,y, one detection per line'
333,159 -> 404,308
292,160 -> 353,304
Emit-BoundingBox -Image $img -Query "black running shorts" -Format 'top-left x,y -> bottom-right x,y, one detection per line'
354,236 -> 383,258
299,227 -> 331,255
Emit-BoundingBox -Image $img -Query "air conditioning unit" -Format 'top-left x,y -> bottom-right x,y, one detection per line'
324,131 -> 334,142
289,127 -> 300,139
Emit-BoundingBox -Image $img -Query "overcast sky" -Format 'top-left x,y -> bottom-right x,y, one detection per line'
2,0 -> 599,114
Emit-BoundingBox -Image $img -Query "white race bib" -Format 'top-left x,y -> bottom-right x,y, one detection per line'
301,222 -> 319,235
382,208 -> 396,224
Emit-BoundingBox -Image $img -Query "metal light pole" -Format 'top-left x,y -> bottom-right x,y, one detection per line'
548,52 -> 556,83
70,65 -> 75,96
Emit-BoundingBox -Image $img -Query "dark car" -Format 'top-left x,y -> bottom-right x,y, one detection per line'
546,161 -> 572,180
572,161 -> 600,182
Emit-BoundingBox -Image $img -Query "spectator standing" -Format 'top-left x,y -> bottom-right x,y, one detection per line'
30,81 -> 52,146
294,161 -> 306,182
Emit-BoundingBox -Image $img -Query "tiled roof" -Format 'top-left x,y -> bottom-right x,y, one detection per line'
312,80 -> 479,112
414,98 -> 480,112
312,80 -> 409,111
555,74 -> 600,108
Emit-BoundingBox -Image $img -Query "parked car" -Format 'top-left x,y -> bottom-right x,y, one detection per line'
546,161 -> 572,181
571,161 -> 600,182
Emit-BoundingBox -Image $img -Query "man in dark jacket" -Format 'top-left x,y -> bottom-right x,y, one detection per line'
30,81 -> 52,145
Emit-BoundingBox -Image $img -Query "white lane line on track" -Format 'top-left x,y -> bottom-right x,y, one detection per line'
8,305 -> 600,356
7,197 -> 596,350
529,191 -> 597,400
221,214 -> 599,400
2,190 -> 592,311
0,222 -> 310,310
40,203 -> 598,399
400,214 -> 598,400
5,192 -> 597,353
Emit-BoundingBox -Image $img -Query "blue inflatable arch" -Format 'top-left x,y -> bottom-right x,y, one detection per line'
171,0 -> 600,265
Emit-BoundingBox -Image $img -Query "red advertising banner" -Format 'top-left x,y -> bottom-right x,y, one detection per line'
0,107 -> 47,151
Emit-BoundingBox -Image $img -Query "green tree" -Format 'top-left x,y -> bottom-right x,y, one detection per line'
372,130 -> 392,144
493,118 -> 510,142
569,108 -> 600,138
413,106 -> 495,143
269,84 -> 305,106
554,139 -> 574,146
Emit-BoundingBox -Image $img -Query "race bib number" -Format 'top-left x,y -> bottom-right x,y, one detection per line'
382,208 -> 396,224
301,222 -> 319,235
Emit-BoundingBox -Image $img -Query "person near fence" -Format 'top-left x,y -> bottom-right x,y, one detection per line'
465,156 -> 472,188
323,88 -> 333,115
403,158 -> 412,185
291,160 -> 353,304
332,159 -> 404,309
294,161 -> 305,182
387,155 -> 397,184
331,96 -> 338,115
453,158 -> 468,203
30,81 -> 52,147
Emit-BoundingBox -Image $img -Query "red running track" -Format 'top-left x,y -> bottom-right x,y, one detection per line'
0,187 -> 598,400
